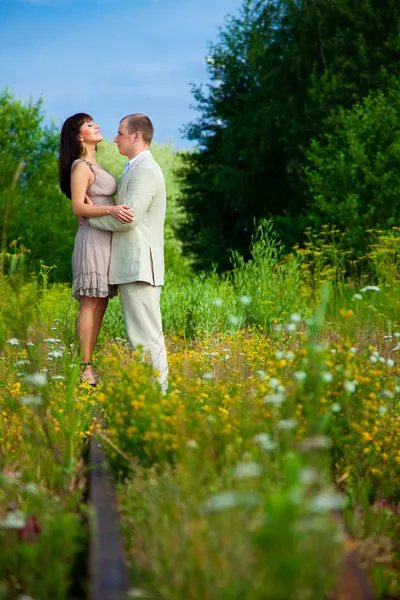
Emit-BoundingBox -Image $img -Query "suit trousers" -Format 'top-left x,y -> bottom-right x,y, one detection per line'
119,281 -> 168,393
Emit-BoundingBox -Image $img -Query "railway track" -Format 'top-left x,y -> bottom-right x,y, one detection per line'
87,427 -> 376,600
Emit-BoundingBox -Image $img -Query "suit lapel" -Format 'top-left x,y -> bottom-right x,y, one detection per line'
118,153 -> 153,202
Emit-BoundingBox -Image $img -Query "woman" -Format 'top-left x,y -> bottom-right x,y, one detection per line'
58,113 -> 133,385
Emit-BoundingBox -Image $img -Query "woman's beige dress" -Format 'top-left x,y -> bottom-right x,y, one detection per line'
71,159 -> 118,299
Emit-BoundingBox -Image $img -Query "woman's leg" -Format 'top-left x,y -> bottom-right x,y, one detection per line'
89,297 -> 109,357
76,296 -> 98,384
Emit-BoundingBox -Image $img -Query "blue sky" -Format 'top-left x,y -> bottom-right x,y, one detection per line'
0,0 -> 242,148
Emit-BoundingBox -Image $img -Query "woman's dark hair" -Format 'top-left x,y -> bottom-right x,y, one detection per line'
58,113 -> 93,199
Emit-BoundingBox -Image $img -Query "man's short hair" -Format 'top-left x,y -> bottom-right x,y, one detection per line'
122,113 -> 154,144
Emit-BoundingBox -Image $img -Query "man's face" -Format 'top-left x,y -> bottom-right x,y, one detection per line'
114,119 -> 135,157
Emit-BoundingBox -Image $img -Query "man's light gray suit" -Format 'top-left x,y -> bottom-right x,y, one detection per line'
89,151 -> 168,391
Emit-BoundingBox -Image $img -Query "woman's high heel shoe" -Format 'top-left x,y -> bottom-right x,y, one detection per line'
81,362 -> 97,387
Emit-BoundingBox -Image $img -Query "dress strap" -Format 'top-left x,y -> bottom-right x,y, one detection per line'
71,158 -> 95,174
71,158 -> 93,167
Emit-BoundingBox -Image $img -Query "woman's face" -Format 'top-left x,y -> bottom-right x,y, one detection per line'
78,120 -> 104,144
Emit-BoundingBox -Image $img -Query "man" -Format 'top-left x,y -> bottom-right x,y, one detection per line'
89,114 -> 168,392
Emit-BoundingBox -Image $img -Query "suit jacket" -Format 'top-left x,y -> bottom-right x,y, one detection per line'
89,151 -> 166,286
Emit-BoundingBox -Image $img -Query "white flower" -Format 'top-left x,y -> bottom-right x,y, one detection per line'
379,357 -> 385,363
186,440 -> 198,449
349,347 -> 357,354
19,395 -> 43,406
299,467 -> 319,486
379,406 -> 387,416
331,403 -> 341,413
204,491 -> 259,512
239,295 -> 252,306
204,491 -> 240,512
202,372 -> 214,380
370,356 -> 378,364
298,435 -> 332,451
294,371 -> 307,382
212,297 -> 223,307
26,341 -> 34,347
275,350 -> 284,360
393,345 -> 400,352
386,359 -> 395,368
290,313 -> 302,323
287,323 -> 297,333
383,390 -> 394,399
321,372 -> 333,383
352,293 -> 363,301
228,315 -> 240,325
51,375 -> 65,380
360,286 -> 380,292
383,335 -> 392,340
285,351 -> 295,361
278,419 -> 297,431
253,432 -> 276,451
274,324 -> 283,332
263,393 -> 285,405
209,351 -> 218,358
7,338 -> 19,346
344,381 -> 356,394
233,462 -> 262,480
48,350 -> 63,358
268,377 -> 280,389
24,373 -> 47,387
0,510 -> 26,529
311,491 -> 345,512
24,482 -> 39,494
395,332 -> 400,338
43,338 -> 61,343
220,354 -> 230,361
256,370 -> 266,379
14,360 -> 30,367
50,327 -> 57,331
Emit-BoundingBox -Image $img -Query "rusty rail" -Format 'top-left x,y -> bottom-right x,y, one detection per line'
89,431 -> 129,600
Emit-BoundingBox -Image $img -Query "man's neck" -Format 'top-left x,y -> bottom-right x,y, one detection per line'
127,146 -> 150,161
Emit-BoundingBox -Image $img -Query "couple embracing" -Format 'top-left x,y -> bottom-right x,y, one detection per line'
58,113 -> 168,393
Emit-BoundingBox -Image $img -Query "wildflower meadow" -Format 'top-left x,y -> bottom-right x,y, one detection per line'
0,224 -> 399,599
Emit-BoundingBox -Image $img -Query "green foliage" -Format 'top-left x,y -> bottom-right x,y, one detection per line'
0,89 -> 77,282
305,86 -> 400,254
101,220 -> 310,339
180,0 -> 400,270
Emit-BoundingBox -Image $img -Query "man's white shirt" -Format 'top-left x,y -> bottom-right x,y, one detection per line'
122,149 -> 151,180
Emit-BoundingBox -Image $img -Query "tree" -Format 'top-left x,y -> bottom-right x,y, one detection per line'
304,84 -> 400,253
180,0 -> 400,271
0,89 -> 77,281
